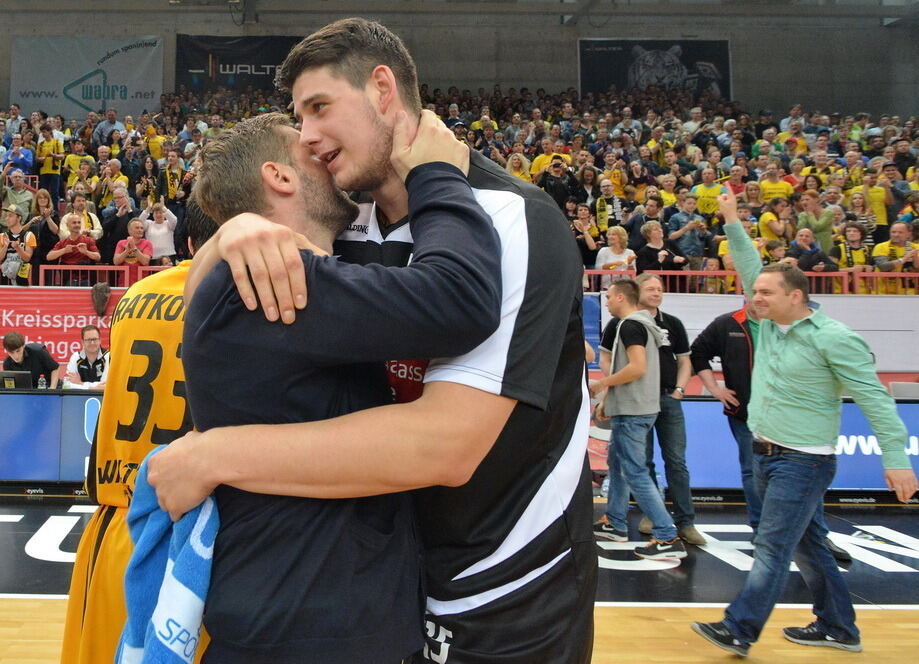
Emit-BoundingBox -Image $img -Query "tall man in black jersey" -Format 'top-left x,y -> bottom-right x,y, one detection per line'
151,18 -> 597,664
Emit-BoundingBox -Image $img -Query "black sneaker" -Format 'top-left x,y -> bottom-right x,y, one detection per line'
634,537 -> 687,560
824,538 -> 852,563
593,515 -> 627,542
783,622 -> 862,652
691,621 -> 750,657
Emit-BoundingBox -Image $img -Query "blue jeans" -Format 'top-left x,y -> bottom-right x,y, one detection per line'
726,415 -> 762,530
606,413 -> 678,541
645,394 -> 694,528
724,450 -> 857,645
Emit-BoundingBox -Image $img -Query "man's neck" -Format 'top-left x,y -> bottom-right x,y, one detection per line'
85,350 -> 99,363
69,232 -> 81,241
773,306 -> 811,326
271,201 -> 336,255
641,305 -> 659,317
371,173 -> 411,227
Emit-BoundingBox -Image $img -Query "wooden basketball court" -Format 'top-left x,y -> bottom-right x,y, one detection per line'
3,598 -> 916,663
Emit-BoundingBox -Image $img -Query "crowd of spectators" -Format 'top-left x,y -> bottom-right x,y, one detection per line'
1,83 -> 918,289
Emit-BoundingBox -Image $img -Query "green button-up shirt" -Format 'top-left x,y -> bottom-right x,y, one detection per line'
725,222 -> 910,470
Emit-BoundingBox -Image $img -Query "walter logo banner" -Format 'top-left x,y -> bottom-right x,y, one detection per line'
176,35 -> 301,91
10,36 -> 163,118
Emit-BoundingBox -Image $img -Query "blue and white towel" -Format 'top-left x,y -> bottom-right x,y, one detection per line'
116,445 -> 219,664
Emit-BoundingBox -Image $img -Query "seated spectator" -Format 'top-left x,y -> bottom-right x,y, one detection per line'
1,169 -> 35,230
759,160 -> 794,201
2,332 -> 59,388
68,159 -> 100,200
64,192 -> 103,241
63,138 -> 91,189
571,204 -> 599,269
1,204 -> 35,285
595,225 -> 636,289
741,180 -> 765,218
2,133 -> 33,173
798,189 -> 836,252
624,194 -> 665,250
100,186 -> 135,264
537,156 -> 577,210
138,201 -> 178,265
63,324 -> 108,390
668,193 -> 711,270
872,220 -> 919,293
635,220 -> 687,274
698,257 -> 727,293
504,152 -> 531,183
757,197 -> 792,243
574,164 -> 601,206
762,240 -> 792,266
784,158 -> 806,191
786,227 -> 837,273
690,168 -> 726,220
96,158 -> 129,209
113,218 -> 153,282
830,221 -> 874,293
47,213 -> 101,266
24,188 -> 61,282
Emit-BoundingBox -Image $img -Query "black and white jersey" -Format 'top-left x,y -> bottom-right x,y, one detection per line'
338,152 -> 596,626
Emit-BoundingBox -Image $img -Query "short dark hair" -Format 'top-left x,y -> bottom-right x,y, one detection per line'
183,199 -> 219,253
760,262 -> 810,302
277,18 -> 421,115
81,324 -> 100,339
645,195 -> 664,208
3,332 -> 24,352
610,278 -> 640,305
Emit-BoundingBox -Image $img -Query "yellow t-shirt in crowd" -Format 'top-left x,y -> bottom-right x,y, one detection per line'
866,185 -> 889,226
759,179 -> 794,202
37,139 -> 64,175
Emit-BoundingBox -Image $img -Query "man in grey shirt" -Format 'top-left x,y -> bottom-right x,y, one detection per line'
590,278 -> 687,561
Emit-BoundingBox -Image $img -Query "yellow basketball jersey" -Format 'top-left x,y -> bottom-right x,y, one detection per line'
87,261 -> 192,507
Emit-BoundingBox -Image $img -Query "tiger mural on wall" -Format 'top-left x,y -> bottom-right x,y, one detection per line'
627,44 -> 723,97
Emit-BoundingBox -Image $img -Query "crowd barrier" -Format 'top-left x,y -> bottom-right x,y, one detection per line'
2,390 -> 914,489
38,264 -> 171,287
583,269 -> 915,295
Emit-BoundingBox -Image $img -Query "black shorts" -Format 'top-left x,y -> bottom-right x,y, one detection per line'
412,540 -> 597,664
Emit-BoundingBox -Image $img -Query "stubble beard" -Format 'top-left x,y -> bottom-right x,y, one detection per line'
333,97 -> 394,194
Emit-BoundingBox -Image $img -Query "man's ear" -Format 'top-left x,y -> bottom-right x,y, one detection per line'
367,65 -> 400,117
260,161 -> 296,196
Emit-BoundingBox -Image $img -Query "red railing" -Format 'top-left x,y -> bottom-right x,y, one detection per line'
38,264 -> 177,288
852,271 -> 919,295
137,265 -> 172,279
39,265 -> 130,287
584,269 -> 861,294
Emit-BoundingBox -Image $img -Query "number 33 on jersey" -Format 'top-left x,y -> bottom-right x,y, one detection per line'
88,263 -> 193,508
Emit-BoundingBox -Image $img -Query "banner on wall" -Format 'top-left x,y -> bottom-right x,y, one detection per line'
176,35 -> 302,92
579,39 -> 731,99
10,36 -> 163,119
0,287 -> 125,363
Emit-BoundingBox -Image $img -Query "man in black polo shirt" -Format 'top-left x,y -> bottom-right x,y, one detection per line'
151,18 -> 596,664
2,332 -> 59,388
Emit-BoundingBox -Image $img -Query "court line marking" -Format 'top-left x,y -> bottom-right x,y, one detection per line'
595,602 -> 919,610
2,594 -> 916,610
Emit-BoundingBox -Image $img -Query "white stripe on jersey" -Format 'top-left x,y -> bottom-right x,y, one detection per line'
426,548 -> 570,616
452,381 -> 591,582
423,188 -> 527,395
336,200 -> 413,245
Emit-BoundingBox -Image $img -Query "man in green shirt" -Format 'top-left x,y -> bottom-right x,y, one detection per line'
692,188 -> 917,657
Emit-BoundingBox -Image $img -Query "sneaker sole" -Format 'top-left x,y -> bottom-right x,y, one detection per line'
783,632 -> 863,652
634,550 -> 688,561
691,622 -> 748,657
594,531 -> 628,543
